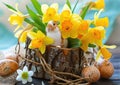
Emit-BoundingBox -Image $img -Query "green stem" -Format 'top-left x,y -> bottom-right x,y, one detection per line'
72,0 -> 79,13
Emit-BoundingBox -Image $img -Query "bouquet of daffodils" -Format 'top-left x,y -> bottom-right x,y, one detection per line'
6,0 -> 113,58
4,0 -> 116,84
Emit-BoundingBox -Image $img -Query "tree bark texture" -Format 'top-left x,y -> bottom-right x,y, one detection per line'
20,38 -> 95,79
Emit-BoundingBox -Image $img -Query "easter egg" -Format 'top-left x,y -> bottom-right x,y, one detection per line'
99,60 -> 114,79
5,53 -> 19,63
82,66 -> 100,83
0,59 -> 19,76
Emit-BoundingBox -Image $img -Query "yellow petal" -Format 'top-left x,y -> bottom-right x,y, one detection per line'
61,31 -> 70,38
70,30 -> 78,38
39,44 -> 46,54
52,14 -> 60,21
80,41 -> 89,52
28,42 -> 33,49
37,31 -> 45,39
103,45 -> 117,49
95,0 -> 105,10
42,15 -> 50,23
19,31 -> 27,43
50,3 -> 58,12
62,4 -> 71,12
80,35 -> 90,51
41,4 -> 49,14
60,10 -> 71,22
95,40 -> 103,47
44,37 -> 54,45
95,17 -> 109,27
100,47 -> 112,60
27,31 -> 37,39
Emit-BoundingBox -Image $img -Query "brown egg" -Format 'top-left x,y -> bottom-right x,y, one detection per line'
82,66 -> 100,83
5,54 -> 19,63
99,60 -> 114,79
0,59 -> 19,76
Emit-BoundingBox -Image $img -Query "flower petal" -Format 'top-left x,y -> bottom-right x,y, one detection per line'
62,4 -> 71,12
28,77 -> 32,82
23,66 -> 28,72
100,47 -> 112,60
16,75 -> 22,81
50,3 -> 59,12
39,44 -> 46,54
27,31 -> 37,39
19,31 -> 28,43
17,69 -> 23,75
41,4 -> 49,14
22,79 -> 27,84
104,45 -> 117,49
28,71 -> 34,76
44,37 -> 54,45
37,31 -> 45,39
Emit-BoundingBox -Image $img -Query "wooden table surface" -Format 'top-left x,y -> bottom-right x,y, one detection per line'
0,47 -> 120,85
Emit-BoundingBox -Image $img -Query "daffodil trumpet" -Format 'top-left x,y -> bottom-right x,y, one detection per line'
95,45 -> 117,61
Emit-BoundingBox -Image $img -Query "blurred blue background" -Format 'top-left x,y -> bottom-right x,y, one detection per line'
0,0 -> 120,50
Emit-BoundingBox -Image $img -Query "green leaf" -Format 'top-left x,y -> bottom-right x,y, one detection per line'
31,0 -> 43,15
24,18 -> 37,26
26,6 -> 45,34
66,0 -> 71,9
32,27 -> 39,33
68,38 -> 82,48
88,43 -> 96,48
72,0 -> 79,13
3,3 -> 17,12
80,2 -> 91,19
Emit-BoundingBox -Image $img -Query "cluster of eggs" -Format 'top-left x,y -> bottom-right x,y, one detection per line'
81,60 -> 114,83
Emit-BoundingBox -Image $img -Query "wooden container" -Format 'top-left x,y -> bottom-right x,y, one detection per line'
20,38 -> 95,79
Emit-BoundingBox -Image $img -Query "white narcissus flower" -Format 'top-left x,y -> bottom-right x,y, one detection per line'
16,66 -> 34,84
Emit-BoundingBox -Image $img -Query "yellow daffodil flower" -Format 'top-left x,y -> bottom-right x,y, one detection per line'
88,26 -> 105,47
15,25 -> 33,43
100,47 -> 112,60
94,9 -> 109,27
41,3 -> 60,23
80,34 -> 91,51
96,45 -> 116,61
60,4 -> 81,39
9,14 -> 25,32
8,4 -> 25,32
60,14 -> 81,39
81,26 -> 105,51
28,31 -> 54,54
15,30 -> 27,43
93,0 -> 105,10
60,4 -> 72,22
78,20 -> 89,39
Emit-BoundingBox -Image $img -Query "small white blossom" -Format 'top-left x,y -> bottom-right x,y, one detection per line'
16,66 -> 34,84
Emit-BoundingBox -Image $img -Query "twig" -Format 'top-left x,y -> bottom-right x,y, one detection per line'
18,55 -> 41,66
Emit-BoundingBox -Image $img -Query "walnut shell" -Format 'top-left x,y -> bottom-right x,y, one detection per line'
99,60 -> 114,79
82,66 -> 100,83
5,54 -> 19,63
0,59 -> 19,76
